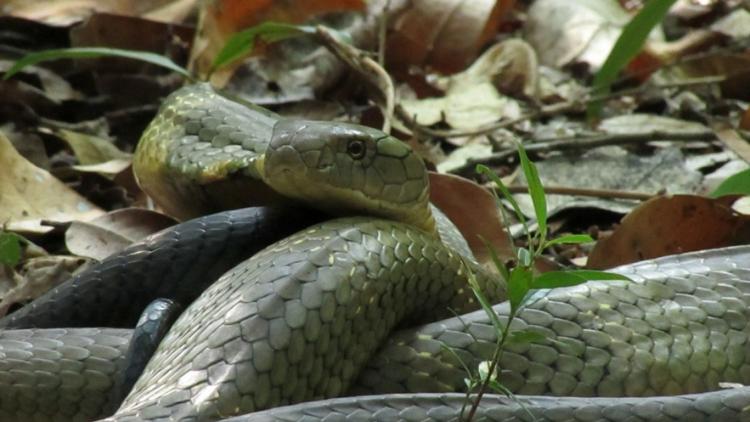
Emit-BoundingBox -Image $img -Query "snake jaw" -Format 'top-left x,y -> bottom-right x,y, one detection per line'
262,119 -> 437,234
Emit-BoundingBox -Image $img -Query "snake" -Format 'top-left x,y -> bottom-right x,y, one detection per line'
1,83 -> 748,421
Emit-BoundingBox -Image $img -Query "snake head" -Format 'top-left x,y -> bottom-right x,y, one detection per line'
258,119 -> 435,233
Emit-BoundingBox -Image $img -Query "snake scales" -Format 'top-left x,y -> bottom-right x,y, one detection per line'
1,84 -> 748,421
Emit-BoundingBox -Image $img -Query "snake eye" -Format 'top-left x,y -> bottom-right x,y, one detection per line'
346,139 -> 366,159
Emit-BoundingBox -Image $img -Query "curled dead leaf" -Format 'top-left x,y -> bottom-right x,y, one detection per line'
429,172 -> 513,272
435,39 -> 539,100
65,208 -> 177,261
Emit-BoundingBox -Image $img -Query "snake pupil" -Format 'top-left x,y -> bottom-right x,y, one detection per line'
347,140 -> 366,159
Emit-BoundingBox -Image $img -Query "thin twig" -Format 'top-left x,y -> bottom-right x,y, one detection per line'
315,25 -> 395,134
711,122 -> 750,163
452,129 -> 716,175
498,185 -> 655,201
465,315 -> 515,421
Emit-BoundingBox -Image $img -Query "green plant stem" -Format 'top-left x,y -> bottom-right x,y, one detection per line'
459,379 -> 478,418
465,314 -> 516,421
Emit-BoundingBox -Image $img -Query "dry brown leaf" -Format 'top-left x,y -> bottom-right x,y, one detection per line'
0,60 -> 80,102
397,38 -> 530,137
1,0 -> 178,26
668,0 -> 717,21
191,0 -> 365,82
740,107 -> 750,132
0,79 -> 59,119
387,0 -> 511,74
435,38 -> 538,99
711,123 -> 750,164
69,12 -> 194,53
588,195 -> 750,269
0,266 -> 23,312
65,208 -> 176,261
711,8 -> 750,39
0,255 -> 88,317
429,172 -> 513,271
4,129 -> 49,169
112,164 -> 151,208
54,128 -> 131,165
0,131 -> 103,233
649,33 -> 750,100
526,0 -> 633,70
143,0 -> 199,23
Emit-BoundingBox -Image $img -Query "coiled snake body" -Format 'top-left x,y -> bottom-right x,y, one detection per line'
1,84 -> 749,421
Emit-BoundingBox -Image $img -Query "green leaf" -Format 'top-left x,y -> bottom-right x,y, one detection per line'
516,144 -> 547,244
3,48 -> 192,81
516,247 -> 532,267
0,232 -> 22,266
440,343 -> 473,377
476,164 -> 527,228
465,260 -> 505,332
531,270 -> 630,290
544,234 -> 595,248
485,382 -> 537,420
508,266 -> 532,313
710,168 -> 750,197
211,22 -> 317,72
480,236 -> 510,282
487,379 -> 511,396
587,0 -> 678,119
507,329 -> 548,345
